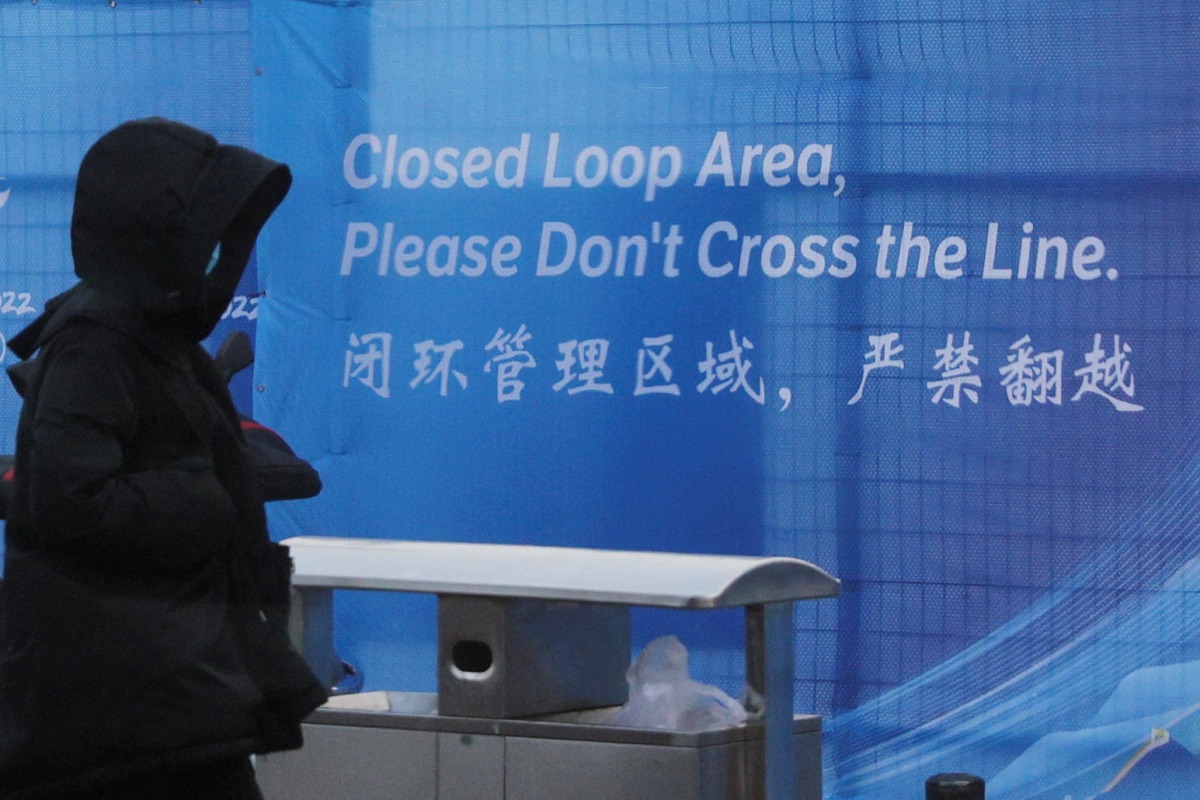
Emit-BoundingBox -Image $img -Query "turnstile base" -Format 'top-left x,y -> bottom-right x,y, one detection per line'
256,692 -> 821,800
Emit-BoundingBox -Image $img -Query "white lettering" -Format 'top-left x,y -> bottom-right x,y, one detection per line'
343,134 -> 381,190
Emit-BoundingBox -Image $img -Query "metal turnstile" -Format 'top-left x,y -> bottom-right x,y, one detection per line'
256,537 -> 840,800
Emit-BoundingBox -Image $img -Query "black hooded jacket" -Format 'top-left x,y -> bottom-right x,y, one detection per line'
0,118 -> 326,797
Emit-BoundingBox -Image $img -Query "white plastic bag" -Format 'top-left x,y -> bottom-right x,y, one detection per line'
608,635 -> 749,731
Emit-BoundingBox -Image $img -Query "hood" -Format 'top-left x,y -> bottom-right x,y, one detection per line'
69,117 -> 291,342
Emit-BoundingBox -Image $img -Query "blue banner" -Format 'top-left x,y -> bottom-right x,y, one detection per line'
250,3 -> 1200,797
2,2 -> 1199,798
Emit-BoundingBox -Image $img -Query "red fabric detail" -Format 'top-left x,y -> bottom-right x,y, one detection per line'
240,419 -> 273,434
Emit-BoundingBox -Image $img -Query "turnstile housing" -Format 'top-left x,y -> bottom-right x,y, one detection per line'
257,692 -> 823,800
263,537 -> 840,800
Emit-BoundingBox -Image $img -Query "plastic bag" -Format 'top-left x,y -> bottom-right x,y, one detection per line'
608,635 -> 749,731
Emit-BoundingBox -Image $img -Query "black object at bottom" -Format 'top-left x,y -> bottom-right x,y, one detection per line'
926,772 -> 985,800
50,756 -> 262,800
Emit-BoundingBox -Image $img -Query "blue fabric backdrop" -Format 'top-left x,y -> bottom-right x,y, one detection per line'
2,2 -> 1199,798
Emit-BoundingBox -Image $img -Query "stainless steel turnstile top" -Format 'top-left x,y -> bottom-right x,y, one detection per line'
283,536 -> 840,607
281,535 -> 839,800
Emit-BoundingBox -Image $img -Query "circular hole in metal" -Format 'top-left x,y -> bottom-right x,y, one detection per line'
451,640 -> 493,674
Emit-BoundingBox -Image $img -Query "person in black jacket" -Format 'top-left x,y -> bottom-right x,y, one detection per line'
0,118 -> 327,799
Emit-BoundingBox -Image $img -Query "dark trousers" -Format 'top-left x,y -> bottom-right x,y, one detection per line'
53,756 -> 263,800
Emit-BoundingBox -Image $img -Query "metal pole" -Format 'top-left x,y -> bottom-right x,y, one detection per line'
289,586 -> 338,690
747,602 -> 797,800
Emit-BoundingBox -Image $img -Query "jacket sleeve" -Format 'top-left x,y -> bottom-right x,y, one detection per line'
24,331 -> 239,572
